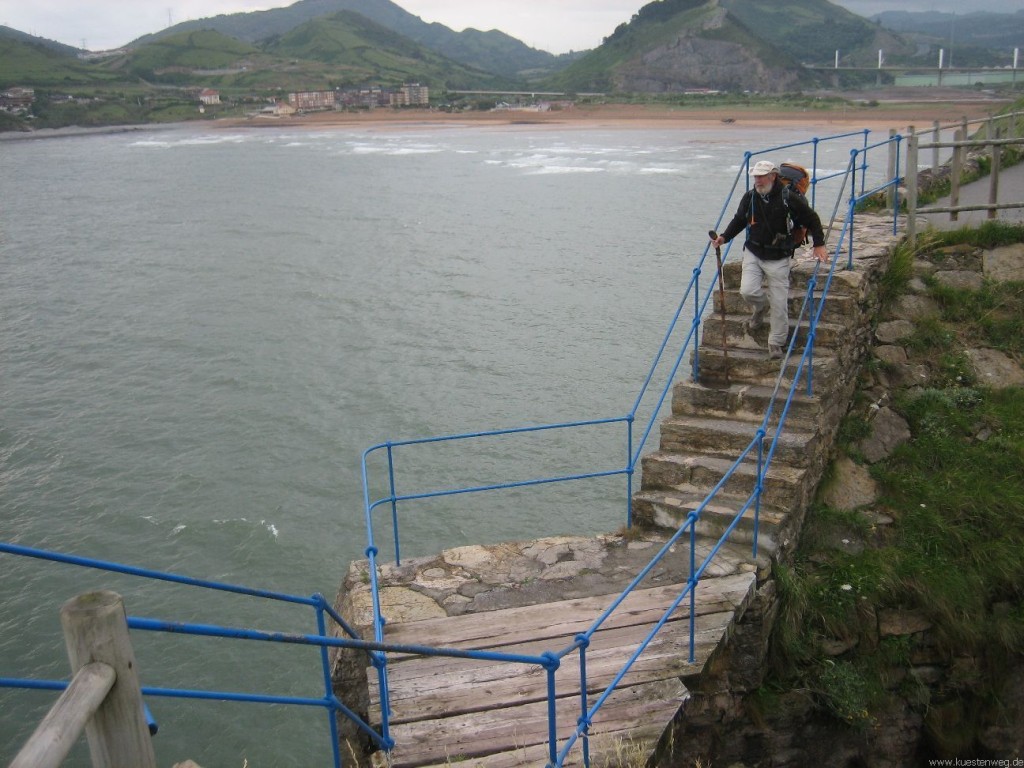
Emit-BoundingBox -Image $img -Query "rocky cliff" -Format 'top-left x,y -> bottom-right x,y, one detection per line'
613,8 -> 805,94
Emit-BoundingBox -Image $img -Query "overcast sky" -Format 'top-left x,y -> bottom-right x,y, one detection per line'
1,0 -> 1020,54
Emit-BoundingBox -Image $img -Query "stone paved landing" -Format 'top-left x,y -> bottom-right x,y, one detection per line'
336,533 -> 764,767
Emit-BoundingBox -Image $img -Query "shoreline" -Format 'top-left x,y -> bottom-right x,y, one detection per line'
0,98 -> 1009,141
213,100 -> 1007,135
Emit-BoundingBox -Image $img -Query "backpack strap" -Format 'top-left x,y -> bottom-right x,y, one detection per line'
782,186 -> 809,249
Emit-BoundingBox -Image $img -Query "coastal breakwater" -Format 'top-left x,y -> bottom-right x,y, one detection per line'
328,215 -> 901,766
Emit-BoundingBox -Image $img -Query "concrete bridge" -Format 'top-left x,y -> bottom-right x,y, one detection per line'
332,214 -> 903,767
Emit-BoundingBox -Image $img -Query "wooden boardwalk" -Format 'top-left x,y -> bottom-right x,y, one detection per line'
368,571 -> 756,767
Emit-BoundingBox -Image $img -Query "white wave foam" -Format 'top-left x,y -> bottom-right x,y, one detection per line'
525,166 -> 606,175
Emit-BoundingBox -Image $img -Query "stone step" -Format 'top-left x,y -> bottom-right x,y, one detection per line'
639,451 -> 808,514
633,486 -> 787,553
699,311 -> 846,350
659,415 -> 821,469
671,379 -> 830,432
714,287 -> 858,325
719,257 -> 871,301
693,345 -> 843,392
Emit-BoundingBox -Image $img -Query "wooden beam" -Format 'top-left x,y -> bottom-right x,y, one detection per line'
9,662 -> 116,768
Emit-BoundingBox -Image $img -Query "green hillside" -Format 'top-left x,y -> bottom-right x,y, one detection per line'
112,30 -> 260,73
544,0 -> 915,94
0,9 -> 520,131
720,0 -> 914,66
0,37 -> 119,87
70,14 -> 513,92
546,0 -> 812,94
132,0 -> 560,78
264,10 -> 508,89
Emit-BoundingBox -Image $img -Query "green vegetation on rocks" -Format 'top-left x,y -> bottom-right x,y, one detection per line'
765,222 -> 1024,754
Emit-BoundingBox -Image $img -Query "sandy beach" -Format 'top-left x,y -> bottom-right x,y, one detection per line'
215,95 -> 1011,135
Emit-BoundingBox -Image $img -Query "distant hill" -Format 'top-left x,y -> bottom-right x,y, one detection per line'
0,25 -> 81,57
0,34 -> 118,87
872,10 -> 1024,65
114,30 -> 260,74
8,0 -> 1017,108
132,0 -> 563,79
263,11 -> 510,89
545,0 -> 913,94
719,0 -> 913,67
89,17 -> 511,92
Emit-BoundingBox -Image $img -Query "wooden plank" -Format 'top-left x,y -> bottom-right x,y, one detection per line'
377,572 -> 755,654
364,572 -> 755,766
370,610 -> 735,724
413,724 -> 664,768
378,608 -> 732,690
380,678 -> 688,768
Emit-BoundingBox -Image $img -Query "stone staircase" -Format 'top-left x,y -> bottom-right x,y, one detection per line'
331,217 -> 897,767
633,231 -> 892,564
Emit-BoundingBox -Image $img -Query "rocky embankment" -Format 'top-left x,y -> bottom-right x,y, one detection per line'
666,239 -> 1024,767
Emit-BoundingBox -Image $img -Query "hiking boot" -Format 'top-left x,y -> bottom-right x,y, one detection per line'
745,305 -> 766,333
768,344 -> 783,360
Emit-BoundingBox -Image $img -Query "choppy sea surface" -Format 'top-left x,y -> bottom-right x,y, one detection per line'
0,120 -> 878,765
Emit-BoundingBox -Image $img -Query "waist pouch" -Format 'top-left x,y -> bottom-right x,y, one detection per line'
745,240 -> 793,261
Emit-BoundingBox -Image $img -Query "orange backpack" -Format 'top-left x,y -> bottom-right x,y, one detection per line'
778,162 -> 810,196
778,162 -> 810,248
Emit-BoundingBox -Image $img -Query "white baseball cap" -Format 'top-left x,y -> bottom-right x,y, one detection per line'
749,160 -> 778,176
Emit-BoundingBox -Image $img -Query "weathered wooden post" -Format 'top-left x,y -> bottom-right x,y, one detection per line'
950,128 -> 964,222
886,128 -> 897,208
932,120 -> 940,171
906,134 -> 919,245
989,126 -> 1002,220
60,591 -> 157,768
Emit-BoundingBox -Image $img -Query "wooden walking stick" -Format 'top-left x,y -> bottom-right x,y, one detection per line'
708,230 -> 730,385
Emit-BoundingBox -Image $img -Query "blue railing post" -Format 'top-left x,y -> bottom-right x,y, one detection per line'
810,137 -> 820,208
543,652 -> 560,767
576,634 -> 592,768
860,129 -> 870,197
688,516 -> 697,663
626,415 -> 635,529
805,272 -> 817,397
847,149 -> 859,270
386,442 -> 401,565
753,429 -> 766,560
690,266 -> 701,381
314,597 -> 343,768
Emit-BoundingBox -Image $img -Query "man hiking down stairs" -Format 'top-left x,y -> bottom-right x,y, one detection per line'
710,159 -> 829,360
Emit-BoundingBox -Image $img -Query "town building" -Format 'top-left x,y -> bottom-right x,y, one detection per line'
0,87 -> 35,113
288,90 -> 336,111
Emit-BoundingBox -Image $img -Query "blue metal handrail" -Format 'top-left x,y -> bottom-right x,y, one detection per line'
358,130 -> 904,764
2,130 -> 905,768
0,540 -> 382,767
554,143 -> 901,765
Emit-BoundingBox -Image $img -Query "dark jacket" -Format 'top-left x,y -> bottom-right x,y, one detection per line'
719,179 -> 825,260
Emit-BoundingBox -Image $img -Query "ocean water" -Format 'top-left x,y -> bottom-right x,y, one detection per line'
0,120 -> 877,765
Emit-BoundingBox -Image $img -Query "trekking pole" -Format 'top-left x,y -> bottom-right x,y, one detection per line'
708,230 -> 730,385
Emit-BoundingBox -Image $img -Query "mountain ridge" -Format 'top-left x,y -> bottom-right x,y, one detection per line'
130,0 -> 562,79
